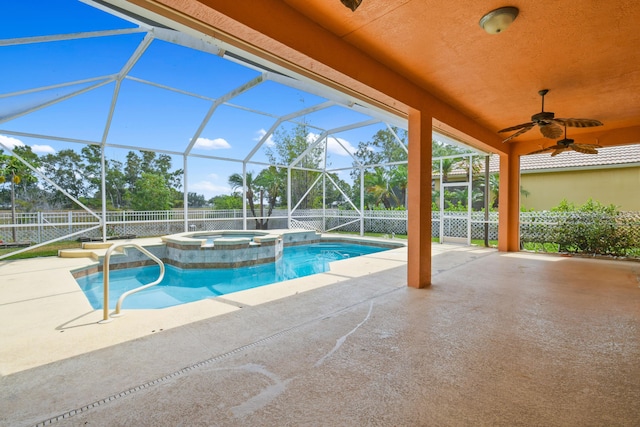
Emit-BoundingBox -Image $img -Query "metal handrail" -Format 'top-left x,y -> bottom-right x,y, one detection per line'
100,243 -> 165,323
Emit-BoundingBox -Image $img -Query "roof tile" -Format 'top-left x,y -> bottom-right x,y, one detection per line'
487,143 -> 640,173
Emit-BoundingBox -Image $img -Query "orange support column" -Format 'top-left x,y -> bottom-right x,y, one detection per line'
407,109 -> 432,288
497,151 -> 521,251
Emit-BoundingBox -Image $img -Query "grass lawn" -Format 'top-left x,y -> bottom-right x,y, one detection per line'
0,240 -> 82,260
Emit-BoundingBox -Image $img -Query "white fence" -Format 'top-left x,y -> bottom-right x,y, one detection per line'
1,209 -> 638,248
0,209 -> 459,243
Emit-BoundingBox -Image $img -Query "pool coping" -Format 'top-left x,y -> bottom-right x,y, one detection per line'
70,232 -> 406,275
0,233 -> 410,376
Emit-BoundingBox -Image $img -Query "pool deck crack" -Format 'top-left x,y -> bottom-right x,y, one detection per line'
32,285 -> 403,426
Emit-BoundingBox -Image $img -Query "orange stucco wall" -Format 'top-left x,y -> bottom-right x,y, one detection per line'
498,153 -> 521,251
407,110 -> 433,288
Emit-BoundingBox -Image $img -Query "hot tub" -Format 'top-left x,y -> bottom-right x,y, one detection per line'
161,230 -> 286,269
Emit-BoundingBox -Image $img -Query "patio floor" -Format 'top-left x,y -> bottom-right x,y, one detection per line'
1,240 -> 639,426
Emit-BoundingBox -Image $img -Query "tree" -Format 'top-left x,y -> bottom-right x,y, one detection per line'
431,140 -> 474,182
210,193 -> 243,209
187,192 -> 207,208
80,146 -> 101,195
125,151 -> 142,190
40,149 -> 87,208
351,127 -> 408,209
352,127 -> 408,168
0,147 -> 40,241
389,164 -> 408,207
253,166 -> 285,229
104,159 -> 127,209
129,173 -> 173,210
364,167 -> 400,209
80,146 -> 127,209
266,124 -> 323,209
323,172 -> 352,208
121,150 -> 182,210
229,171 -> 263,229
487,173 -> 530,209
125,151 -> 182,189
431,140 -> 488,211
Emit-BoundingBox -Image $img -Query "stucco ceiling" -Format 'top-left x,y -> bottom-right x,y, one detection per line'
105,0 -> 640,151
280,0 -> 640,145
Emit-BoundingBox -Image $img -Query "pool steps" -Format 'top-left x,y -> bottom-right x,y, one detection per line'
58,242 -> 127,260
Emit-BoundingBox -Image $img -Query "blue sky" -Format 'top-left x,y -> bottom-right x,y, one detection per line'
0,0 -> 403,200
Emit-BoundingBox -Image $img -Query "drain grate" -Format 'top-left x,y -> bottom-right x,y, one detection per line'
34,285 -> 401,426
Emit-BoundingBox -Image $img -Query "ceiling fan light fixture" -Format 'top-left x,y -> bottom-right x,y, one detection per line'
479,7 -> 519,34
340,0 -> 363,12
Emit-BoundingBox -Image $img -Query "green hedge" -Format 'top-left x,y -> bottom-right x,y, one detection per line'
536,199 -> 639,257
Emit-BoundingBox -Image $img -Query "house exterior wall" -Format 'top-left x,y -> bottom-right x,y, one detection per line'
520,166 -> 640,211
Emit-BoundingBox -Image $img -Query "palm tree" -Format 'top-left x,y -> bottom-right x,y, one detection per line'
0,148 -> 39,242
228,171 -> 261,229
389,165 -> 408,207
254,166 -> 285,229
365,168 -> 399,208
488,173 -> 530,209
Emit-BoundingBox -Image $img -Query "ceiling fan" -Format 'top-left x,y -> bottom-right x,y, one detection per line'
526,124 -> 602,156
499,89 -> 603,143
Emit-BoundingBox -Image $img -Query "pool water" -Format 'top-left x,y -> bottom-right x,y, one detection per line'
76,242 -> 388,309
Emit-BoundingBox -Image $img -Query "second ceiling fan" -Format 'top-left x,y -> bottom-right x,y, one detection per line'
498,89 -> 603,143
526,123 -> 602,156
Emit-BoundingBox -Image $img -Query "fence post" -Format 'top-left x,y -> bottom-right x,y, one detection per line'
37,211 -> 42,244
68,211 -> 72,236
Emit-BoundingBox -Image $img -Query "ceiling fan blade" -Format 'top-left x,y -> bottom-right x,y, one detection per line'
574,143 -> 602,149
498,122 -> 534,133
550,148 -> 567,157
556,118 -> 603,128
500,123 -> 535,143
539,123 -> 563,139
570,144 -> 599,154
526,145 -> 560,155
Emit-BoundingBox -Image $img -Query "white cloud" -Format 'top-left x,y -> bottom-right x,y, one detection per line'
194,137 -> 231,150
189,180 -> 231,198
0,135 -> 55,154
326,136 -> 356,156
0,134 -> 25,150
306,132 -> 320,144
255,129 -> 275,147
306,132 -> 356,157
32,144 -> 56,154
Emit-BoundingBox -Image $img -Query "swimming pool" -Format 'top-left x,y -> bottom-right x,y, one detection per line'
76,242 -> 389,309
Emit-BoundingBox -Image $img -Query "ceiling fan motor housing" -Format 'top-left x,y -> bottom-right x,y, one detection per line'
498,89 -> 602,143
557,138 -> 573,147
532,111 -> 555,123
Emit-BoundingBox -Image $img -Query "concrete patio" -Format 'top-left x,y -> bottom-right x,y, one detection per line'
1,241 -> 639,426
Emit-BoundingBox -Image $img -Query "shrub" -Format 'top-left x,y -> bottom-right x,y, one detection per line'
553,199 -> 635,256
